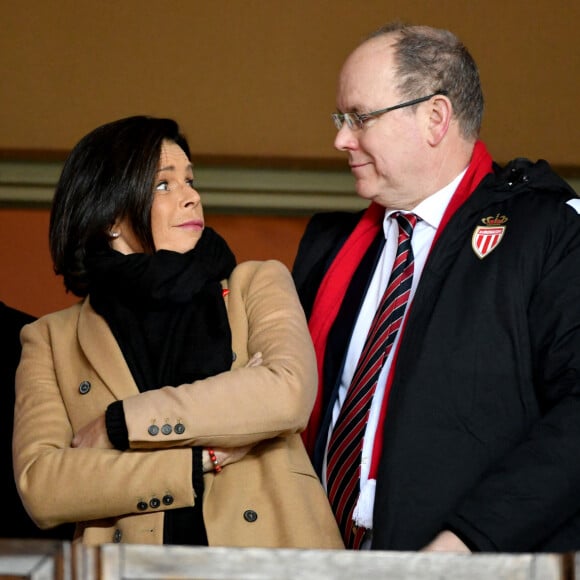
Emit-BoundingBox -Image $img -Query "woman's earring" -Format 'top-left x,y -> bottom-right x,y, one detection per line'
108,230 -> 120,239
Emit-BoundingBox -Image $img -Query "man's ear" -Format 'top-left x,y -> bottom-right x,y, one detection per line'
425,94 -> 452,146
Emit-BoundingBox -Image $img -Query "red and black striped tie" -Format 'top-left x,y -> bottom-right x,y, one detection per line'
326,212 -> 419,549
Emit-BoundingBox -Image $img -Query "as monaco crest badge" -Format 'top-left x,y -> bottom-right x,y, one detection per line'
471,214 -> 508,259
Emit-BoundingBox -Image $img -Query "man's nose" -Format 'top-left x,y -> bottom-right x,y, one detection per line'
334,125 -> 358,151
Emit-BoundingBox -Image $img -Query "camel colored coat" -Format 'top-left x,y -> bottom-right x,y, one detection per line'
14,260 -> 343,548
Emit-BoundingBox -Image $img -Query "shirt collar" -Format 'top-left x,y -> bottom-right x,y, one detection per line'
383,167 -> 468,233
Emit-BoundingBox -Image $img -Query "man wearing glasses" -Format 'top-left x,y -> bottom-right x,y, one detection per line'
293,22 -> 580,553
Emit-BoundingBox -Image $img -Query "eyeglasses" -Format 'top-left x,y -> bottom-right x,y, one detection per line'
331,90 -> 448,131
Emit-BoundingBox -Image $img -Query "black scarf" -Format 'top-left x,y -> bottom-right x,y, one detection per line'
88,227 -> 236,391
87,227 -> 236,545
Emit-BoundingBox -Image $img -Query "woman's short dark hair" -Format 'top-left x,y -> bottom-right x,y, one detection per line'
49,115 -> 191,297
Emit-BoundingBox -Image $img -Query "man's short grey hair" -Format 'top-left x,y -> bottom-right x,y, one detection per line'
365,22 -> 484,140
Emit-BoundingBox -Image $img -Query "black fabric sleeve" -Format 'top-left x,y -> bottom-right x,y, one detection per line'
192,446 -> 204,497
105,400 -> 129,451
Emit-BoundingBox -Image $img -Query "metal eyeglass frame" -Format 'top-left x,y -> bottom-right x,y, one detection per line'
331,90 -> 448,130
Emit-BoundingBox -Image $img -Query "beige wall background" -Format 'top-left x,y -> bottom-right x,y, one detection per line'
1,0 -> 579,169
1,0 -> 579,317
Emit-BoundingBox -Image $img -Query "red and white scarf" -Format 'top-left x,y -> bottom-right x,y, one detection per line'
303,141 -> 494,488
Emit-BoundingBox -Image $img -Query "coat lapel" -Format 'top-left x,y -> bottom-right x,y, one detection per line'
77,298 -> 140,400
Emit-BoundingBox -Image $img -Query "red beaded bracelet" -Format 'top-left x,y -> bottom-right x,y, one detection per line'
207,448 -> 222,473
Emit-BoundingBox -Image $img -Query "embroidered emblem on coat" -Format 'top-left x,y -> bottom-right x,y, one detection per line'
471,214 -> 508,259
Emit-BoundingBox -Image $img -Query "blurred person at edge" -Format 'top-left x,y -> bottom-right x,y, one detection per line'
13,115 -> 343,548
1,301 -> 74,540
292,22 -> 580,552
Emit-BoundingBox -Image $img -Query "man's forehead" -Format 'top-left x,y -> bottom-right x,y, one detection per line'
337,40 -> 398,107
343,38 -> 397,80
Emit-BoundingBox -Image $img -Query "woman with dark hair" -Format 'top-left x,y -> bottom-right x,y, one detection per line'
13,116 -> 343,548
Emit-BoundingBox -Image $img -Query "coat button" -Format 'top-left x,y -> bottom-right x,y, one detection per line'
161,424 -> 172,435
113,528 -> 122,543
148,425 -> 159,436
78,380 -> 91,395
162,495 -> 174,506
137,501 -> 148,511
174,423 -> 185,435
149,498 -> 161,509
243,510 -> 258,523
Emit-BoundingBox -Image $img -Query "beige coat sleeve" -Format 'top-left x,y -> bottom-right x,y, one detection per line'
122,259 -> 318,448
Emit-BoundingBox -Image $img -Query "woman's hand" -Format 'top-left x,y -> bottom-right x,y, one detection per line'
245,351 -> 263,368
202,445 -> 254,473
71,414 -> 114,449
422,530 -> 471,553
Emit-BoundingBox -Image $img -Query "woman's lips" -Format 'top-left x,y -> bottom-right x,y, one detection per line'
177,220 -> 204,230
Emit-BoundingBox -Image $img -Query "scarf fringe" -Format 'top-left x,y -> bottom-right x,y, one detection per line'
353,478 -> 376,529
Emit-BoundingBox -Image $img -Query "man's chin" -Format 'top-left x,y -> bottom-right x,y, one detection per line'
355,181 -> 379,202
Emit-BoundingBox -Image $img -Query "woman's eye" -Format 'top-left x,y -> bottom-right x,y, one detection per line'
155,181 -> 169,191
186,179 -> 196,188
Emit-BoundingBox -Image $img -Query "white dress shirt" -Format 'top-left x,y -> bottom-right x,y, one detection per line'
323,169 -> 467,544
